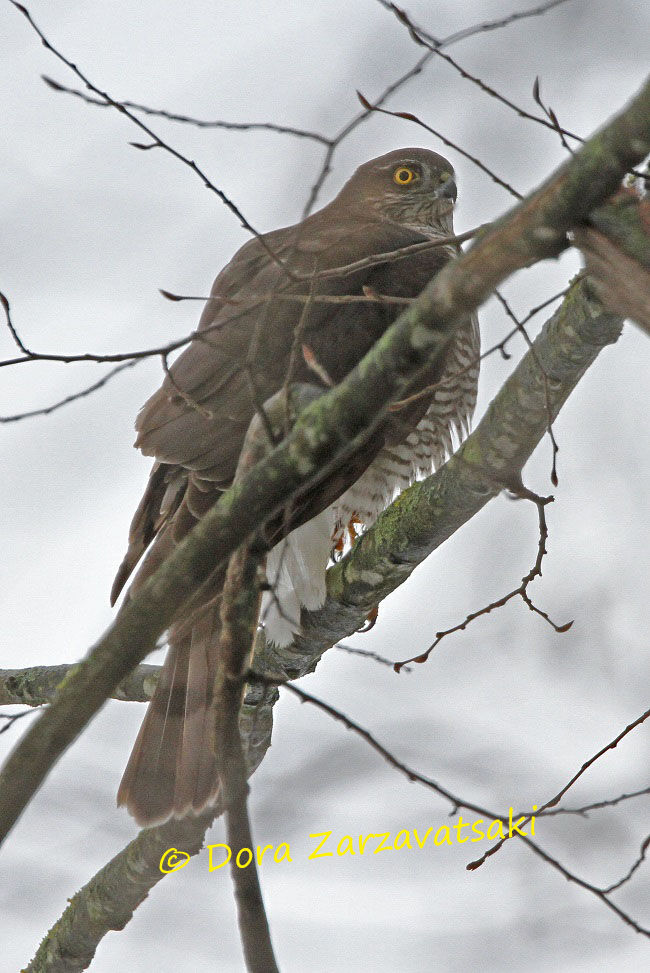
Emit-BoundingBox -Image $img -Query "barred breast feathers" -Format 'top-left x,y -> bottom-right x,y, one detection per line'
261,314 -> 480,647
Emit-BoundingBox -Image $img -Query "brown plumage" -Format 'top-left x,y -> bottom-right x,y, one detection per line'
113,148 -> 480,825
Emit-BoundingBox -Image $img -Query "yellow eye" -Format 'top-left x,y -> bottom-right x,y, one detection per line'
393,166 -> 417,186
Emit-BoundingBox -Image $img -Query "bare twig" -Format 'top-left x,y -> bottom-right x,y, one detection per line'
335,642 -> 412,671
301,50 -> 434,217
532,76 -> 575,153
0,360 -> 140,423
41,75 -> 332,143
467,706 -> 650,870
387,5 -> 645,183
309,228 -> 480,279
162,228 -> 481,293
518,834 -> 650,936
161,352 -> 213,419
260,677 -> 650,937
389,3 -> 584,149
10,2 -> 292,277
0,235 -> 477,384
0,711 -> 34,734
394,487 -> 572,671
304,0 -> 573,214
214,544 -> 279,973
376,0 -> 573,48
162,289 -> 416,306
601,835 -> 650,894
37,2 -> 574,221
532,786 -> 650,818
0,290 -> 233,369
357,92 -> 524,200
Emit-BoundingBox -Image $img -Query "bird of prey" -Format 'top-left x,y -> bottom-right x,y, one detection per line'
113,147 -> 480,825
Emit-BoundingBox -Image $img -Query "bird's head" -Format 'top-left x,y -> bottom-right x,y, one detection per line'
338,147 -> 457,236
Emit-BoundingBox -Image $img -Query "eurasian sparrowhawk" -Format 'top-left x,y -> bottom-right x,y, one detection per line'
113,147 -> 480,824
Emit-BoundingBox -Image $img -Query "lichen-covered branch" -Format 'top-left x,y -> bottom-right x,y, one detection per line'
213,544 -> 279,973
25,810 -> 216,973
0,664 -> 160,708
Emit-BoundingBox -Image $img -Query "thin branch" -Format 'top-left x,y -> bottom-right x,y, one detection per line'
0,290 -> 31,354
35,1 -> 573,220
10,2 -> 293,277
309,227 -> 480,280
518,833 -> 650,936
0,711 -> 35,734
376,0 -> 573,49
301,49 -> 434,217
386,5 -> 645,184
532,76 -> 576,153
533,786 -> 650,818
393,487 -> 572,671
517,707 -> 650,817
162,229 -> 480,296
389,3 -> 585,148
40,75 -> 332,144
0,360 -> 140,423
262,677 -> 650,937
1,287 -> 324,373
304,0 -> 573,214
161,351 -> 214,419
467,706 -> 650,870
0,235 -> 478,373
162,289 -> 416,306
357,92 -> 523,199
0,291 -> 237,369
601,835 -> 650,894
335,642 -> 412,671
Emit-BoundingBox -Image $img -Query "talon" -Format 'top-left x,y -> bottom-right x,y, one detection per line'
347,515 -> 363,545
331,513 -> 364,561
357,604 -> 379,633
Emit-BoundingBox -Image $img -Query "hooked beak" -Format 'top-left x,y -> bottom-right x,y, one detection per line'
436,177 -> 457,203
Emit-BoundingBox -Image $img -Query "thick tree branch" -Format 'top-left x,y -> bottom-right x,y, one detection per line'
0,664 -> 160,708
213,545 -> 279,973
25,810 -> 217,973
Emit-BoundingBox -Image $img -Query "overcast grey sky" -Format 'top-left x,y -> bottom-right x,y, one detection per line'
2,1 -> 649,970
